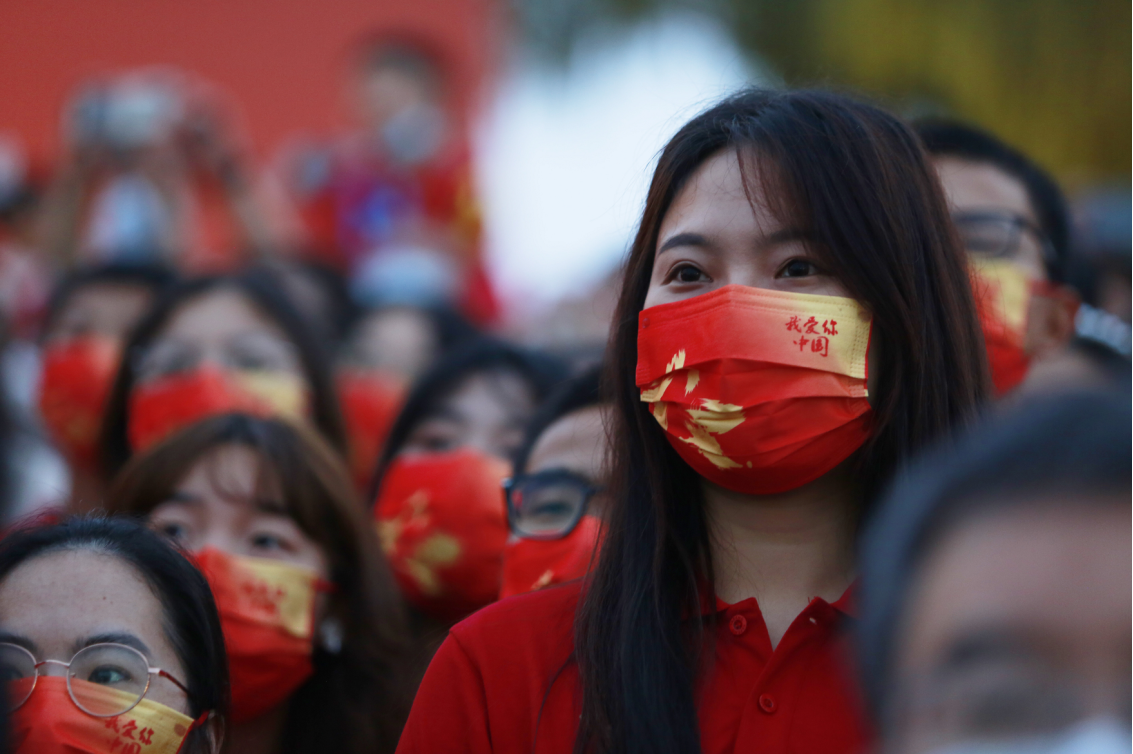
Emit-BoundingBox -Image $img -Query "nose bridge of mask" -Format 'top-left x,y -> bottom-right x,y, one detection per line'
194,548 -> 321,640
500,514 -> 602,599
637,285 -> 872,397
12,675 -> 198,754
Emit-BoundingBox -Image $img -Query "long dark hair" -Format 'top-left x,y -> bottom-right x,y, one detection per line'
100,271 -> 347,480
0,516 -> 228,754
106,412 -> 410,754
574,89 -> 989,753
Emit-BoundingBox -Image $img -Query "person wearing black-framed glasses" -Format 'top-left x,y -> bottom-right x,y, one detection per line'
917,119 -> 1081,395
500,364 -> 610,599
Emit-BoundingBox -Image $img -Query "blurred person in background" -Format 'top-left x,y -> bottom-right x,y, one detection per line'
0,516 -> 227,753
370,338 -> 564,665
858,391 -> 1130,754
396,89 -> 988,754
500,362 -> 608,599
337,301 -> 477,489
284,36 -> 498,325
99,272 -> 346,482
35,262 -> 177,513
915,120 -> 1080,396
107,413 -> 409,754
0,135 -> 51,344
36,69 -> 284,272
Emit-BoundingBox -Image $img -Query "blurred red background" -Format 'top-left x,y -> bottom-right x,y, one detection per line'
1,0 -> 499,164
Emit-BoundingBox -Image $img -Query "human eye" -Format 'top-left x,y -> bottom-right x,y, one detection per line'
250,531 -> 288,552
87,663 -> 133,685
148,510 -> 194,545
666,263 -> 708,285
404,421 -> 461,454
777,258 -> 821,278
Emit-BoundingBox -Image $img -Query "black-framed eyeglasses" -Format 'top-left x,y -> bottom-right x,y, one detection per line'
952,210 -> 1056,268
503,470 -> 602,540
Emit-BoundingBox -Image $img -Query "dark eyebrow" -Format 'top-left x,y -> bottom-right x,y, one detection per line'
254,497 -> 290,515
0,632 -> 38,655
657,232 -> 711,256
75,632 -> 152,659
161,491 -> 200,505
936,628 -> 1037,675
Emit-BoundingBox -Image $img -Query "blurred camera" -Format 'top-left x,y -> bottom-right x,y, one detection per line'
67,74 -> 184,151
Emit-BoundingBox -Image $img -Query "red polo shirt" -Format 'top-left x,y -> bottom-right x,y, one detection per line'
396,580 -> 869,754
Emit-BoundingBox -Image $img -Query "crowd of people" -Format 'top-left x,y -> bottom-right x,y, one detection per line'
0,36 -> 1127,754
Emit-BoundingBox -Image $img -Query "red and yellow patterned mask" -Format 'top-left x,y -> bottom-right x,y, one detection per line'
373,449 -> 511,621
499,514 -> 602,599
37,337 -> 121,470
127,367 -> 309,452
970,257 -> 1037,396
637,285 -> 873,495
192,548 -> 327,724
11,676 -> 205,754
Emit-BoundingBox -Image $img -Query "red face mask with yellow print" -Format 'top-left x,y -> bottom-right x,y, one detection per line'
499,514 -> 601,599
969,257 -> 1044,396
336,369 -> 407,490
373,449 -> 511,621
637,285 -> 873,495
128,366 -> 309,452
37,336 -> 121,470
11,676 -> 206,754
192,548 -> 328,724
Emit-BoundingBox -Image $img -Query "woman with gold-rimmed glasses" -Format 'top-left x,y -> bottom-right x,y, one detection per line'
0,516 -> 226,753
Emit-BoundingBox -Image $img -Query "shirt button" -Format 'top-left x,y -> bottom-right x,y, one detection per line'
642,317 -> 650,328
729,614 -> 747,635
758,694 -> 776,714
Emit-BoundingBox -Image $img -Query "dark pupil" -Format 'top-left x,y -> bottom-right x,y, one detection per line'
677,267 -> 700,282
88,665 -> 129,685
785,260 -> 810,277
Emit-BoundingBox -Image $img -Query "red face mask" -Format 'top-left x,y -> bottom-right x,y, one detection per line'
11,675 -> 205,754
637,285 -> 873,495
128,367 -> 309,452
373,449 -> 511,621
337,369 -> 407,490
499,515 -> 602,599
192,548 -> 327,724
970,258 -> 1041,396
37,337 -> 121,470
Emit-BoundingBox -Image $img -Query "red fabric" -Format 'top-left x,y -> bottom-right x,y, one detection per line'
37,337 -> 121,470
396,582 -> 868,754
126,367 -> 308,452
499,515 -> 601,599
336,369 -> 407,490
636,285 -> 873,494
192,548 -> 320,724
373,449 -> 510,621
11,676 -> 200,754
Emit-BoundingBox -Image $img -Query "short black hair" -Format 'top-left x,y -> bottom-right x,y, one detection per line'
915,119 -> 1070,283
857,390 -> 1131,729
512,362 -> 604,475
367,337 -> 568,504
0,516 -> 228,753
41,262 -> 179,341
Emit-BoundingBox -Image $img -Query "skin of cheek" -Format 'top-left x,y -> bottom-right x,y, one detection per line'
0,551 -> 191,714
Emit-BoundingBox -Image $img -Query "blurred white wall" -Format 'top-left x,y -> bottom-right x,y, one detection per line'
475,13 -> 759,322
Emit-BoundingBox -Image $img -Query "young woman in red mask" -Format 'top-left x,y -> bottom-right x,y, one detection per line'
501,363 -> 610,599
99,270 -> 346,481
35,262 -> 177,512
395,89 -> 989,754
0,516 -> 227,753
107,412 -> 409,754
368,338 -> 564,664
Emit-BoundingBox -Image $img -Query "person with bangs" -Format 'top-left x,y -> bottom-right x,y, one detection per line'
98,269 -> 346,483
396,88 -> 988,754
105,412 -> 409,754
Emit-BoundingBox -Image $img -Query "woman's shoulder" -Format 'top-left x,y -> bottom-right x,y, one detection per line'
447,580 -> 581,670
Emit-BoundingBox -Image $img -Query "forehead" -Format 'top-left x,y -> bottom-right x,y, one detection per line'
901,502 -> 1131,666
0,549 -> 164,642
160,287 -> 286,342
933,157 -> 1035,222
659,150 -> 783,241
527,406 -> 609,474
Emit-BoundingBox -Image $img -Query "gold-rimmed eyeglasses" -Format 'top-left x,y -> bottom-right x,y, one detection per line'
0,642 -> 190,717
